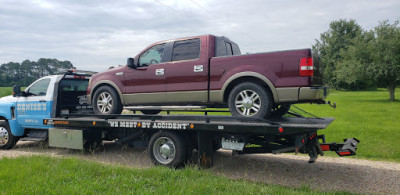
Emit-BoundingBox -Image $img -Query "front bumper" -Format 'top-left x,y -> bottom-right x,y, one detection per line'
299,86 -> 327,102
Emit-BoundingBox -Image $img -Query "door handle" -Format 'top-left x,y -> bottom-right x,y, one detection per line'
155,68 -> 164,76
39,100 -> 46,102
194,65 -> 203,72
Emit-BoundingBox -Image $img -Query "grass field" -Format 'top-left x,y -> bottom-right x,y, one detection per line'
295,89 -> 400,162
0,87 -> 13,98
0,156 -> 351,194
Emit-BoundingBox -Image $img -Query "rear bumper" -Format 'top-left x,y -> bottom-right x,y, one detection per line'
298,86 -> 327,102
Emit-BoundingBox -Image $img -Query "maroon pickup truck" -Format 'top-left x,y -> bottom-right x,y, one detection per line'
87,35 -> 326,118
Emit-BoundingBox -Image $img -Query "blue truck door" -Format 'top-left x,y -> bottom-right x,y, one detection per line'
16,77 -> 54,129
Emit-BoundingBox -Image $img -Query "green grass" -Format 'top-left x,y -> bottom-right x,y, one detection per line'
0,156 -> 352,194
295,88 -> 400,162
0,87 -> 13,98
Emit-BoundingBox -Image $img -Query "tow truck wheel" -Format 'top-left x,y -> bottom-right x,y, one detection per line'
93,86 -> 123,115
149,131 -> 187,168
0,121 -> 18,149
228,82 -> 273,118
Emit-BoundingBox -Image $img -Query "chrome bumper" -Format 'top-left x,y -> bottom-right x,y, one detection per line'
299,86 -> 327,102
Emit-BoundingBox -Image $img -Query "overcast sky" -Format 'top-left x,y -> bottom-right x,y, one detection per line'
0,0 -> 399,71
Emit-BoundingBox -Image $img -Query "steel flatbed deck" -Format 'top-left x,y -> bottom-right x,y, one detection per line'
46,114 -> 334,133
44,114 -> 357,168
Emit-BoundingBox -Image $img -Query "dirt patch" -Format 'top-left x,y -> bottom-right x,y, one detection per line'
1,141 -> 399,194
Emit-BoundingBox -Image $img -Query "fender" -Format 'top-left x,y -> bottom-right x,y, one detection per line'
89,80 -> 125,104
0,102 -> 14,120
0,102 -> 24,136
221,71 -> 278,103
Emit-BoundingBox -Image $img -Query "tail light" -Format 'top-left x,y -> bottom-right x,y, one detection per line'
299,57 -> 313,77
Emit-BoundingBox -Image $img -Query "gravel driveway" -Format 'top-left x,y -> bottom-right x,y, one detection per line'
1,141 -> 399,194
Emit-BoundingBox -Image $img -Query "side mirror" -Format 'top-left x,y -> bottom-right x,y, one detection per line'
12,85 -> 21,97
127,58 -> 137,69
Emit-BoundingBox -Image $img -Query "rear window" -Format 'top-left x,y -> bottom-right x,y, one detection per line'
232,43 -> 241,55
172,38 -> 200,61
225,42 -> 233,56
59,79 -> 88,92
215,37 -> 241,57
215,37 -> 227,57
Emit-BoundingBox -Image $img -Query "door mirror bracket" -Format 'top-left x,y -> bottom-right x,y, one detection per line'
12,85 -> 21,97
127,58 -> 137,69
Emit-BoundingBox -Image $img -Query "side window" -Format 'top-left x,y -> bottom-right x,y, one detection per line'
139,43 -> 166,67
27,78 -> 51,96
172,38 -> 200,61
225,42 -> 233,56
232,43 -> 241,55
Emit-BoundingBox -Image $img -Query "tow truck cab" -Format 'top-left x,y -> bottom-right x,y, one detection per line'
0,71 -> 92,148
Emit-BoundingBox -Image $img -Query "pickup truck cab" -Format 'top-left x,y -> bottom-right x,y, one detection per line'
0,71 -> 92,149
87,35 -> 326,118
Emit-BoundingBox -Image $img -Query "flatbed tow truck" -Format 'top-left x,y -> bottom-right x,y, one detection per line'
0,70 -> 359,168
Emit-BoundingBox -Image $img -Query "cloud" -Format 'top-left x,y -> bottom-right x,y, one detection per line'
0,0 -> 399,71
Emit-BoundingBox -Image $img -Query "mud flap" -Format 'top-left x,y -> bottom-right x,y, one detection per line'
197,131 -> 213,168
295,132 -> 326,163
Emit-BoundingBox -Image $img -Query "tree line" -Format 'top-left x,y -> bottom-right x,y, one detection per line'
313,19 -> 400,101
0,58 -> 75,87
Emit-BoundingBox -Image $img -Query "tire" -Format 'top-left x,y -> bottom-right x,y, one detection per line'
0,121 -> 18,149
228,82 -> 273,118
141,110 -> 161,115
93,86 -> 123,115
270,104 -> 291,118
148,131 -> 187,168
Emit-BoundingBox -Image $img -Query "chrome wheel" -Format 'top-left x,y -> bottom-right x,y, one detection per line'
234,89 -> 261,116
0,127 -> 9,147
153,137 -> 176,165
96,92 -> 113,114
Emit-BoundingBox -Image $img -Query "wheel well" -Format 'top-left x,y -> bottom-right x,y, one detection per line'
92,83 -> 119,102
223,76 -> 274,103
0,116 -> 7,121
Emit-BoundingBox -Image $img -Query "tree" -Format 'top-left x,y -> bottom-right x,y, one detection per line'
333,19 -> 400,100
0,58 -> 75,87
335,30 -> 375,90
369,19 -> 400,101
313,19 -> 363,89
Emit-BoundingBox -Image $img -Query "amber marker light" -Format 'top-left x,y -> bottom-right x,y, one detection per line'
44,120 -> 47,124
190,124 -> 194,129
138,123 -> 142,127
93,121 -> 96,126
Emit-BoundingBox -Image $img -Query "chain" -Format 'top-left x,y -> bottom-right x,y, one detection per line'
288,105 -> 322,119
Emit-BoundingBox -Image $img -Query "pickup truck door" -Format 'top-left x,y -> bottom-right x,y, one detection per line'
123,43 -> 167,104
164,38 -> 209,103
16,77 -> 54,128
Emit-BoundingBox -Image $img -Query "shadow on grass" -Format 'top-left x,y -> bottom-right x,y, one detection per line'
358,99 -> 400,104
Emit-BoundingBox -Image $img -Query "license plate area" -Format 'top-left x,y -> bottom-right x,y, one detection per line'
221,135 -> 246,151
